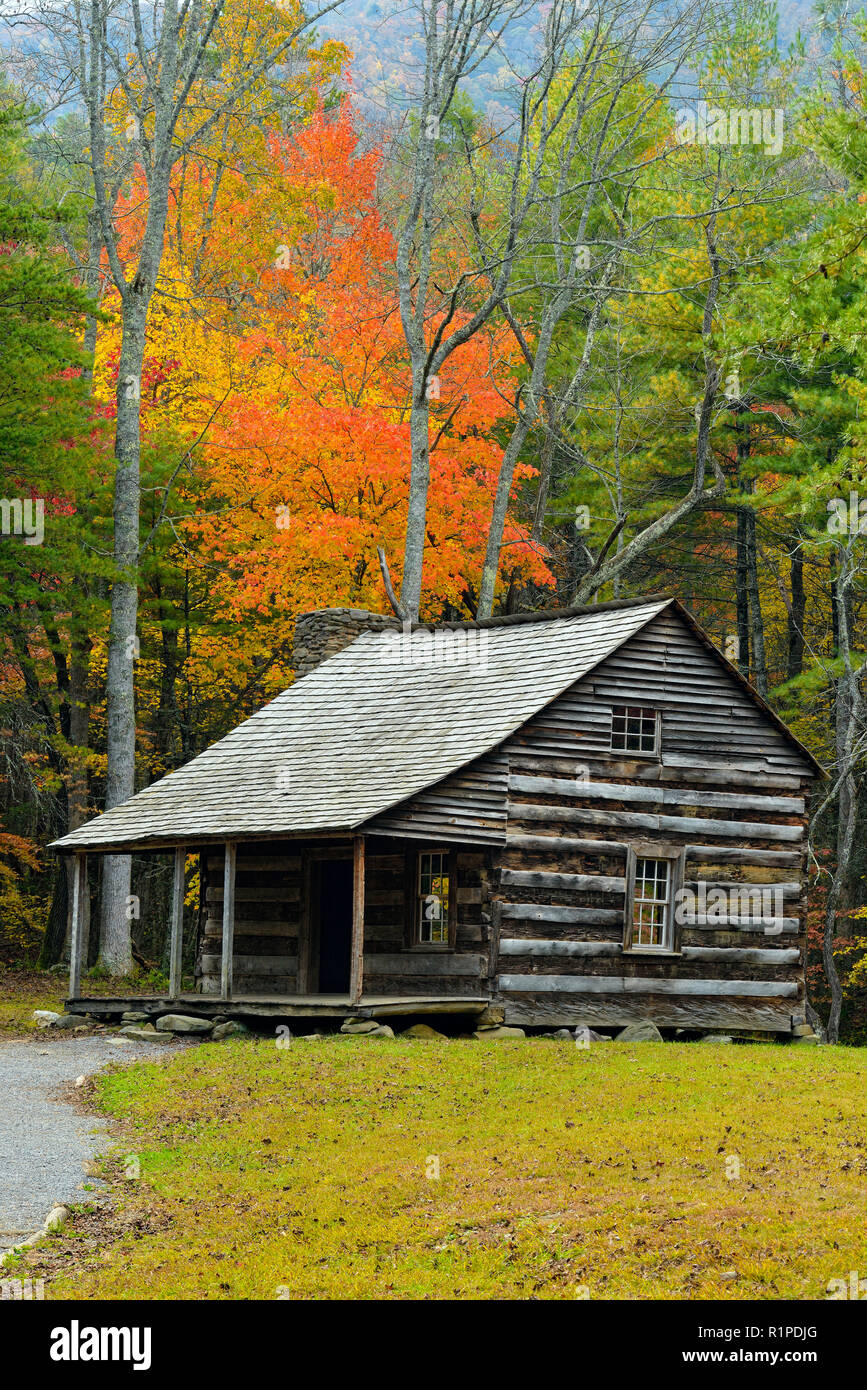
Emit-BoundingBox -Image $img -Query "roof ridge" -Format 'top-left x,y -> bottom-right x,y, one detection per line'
394,593 -> 673,634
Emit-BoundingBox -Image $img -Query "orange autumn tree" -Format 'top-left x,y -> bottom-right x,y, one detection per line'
186,99 -> 554,631
99,96 -> 554,698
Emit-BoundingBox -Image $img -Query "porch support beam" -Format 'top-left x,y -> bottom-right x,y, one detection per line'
68,853 -> 87,1001
169,846 -> 185,999
350,835 -> 365,1004
221,841 -> 237,1000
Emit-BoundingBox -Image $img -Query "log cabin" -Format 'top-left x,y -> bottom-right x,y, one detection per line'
52,595 -> 823,1036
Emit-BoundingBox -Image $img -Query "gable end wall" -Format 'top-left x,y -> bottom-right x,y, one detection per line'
490,609 -> 814,1032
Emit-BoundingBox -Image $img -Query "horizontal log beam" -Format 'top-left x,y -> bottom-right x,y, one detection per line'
508,754 -> 803,792
201,953 -> 298,976
499,939 -> 799,966
204,920 -> 297,937
500,867 -> 625,893
685,845 -> 802,868
205,856 -> 302,873
510,803 -> 803,843
498,974 -> 798,998
684,879 -> 800,897
679,915 -> 799,932
500,997 -> 795,1032
361,953 -> 484,977
499,903 -> 623,925
500,938 -> 620,958
504,839 -> 803,872
681,946 -> 800,965
508,775 -> 804,816
207,886 -> 300,903
505,834 -> 627,857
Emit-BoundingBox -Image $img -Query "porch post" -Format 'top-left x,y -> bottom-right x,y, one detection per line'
169,846 -> 185,1000
221,841 -> 236,1000
350,836 -> 365,1004
68,853 -> 87,1001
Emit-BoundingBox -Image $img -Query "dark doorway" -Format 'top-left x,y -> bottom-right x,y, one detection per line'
315,859 -> 353,993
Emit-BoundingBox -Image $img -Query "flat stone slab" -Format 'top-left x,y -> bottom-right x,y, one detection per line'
119,1027 -> 174,1044
154,1014 -> 212,1034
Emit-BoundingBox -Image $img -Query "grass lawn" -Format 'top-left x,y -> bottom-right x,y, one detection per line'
0,965 -> 185,1036
14,1034 -> 867,1300
0,967 -> 66,1035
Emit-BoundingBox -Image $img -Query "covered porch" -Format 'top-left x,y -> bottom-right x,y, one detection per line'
63,832 -> 495,1022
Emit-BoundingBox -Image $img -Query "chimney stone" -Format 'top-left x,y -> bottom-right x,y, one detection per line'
292,607 -> 401,680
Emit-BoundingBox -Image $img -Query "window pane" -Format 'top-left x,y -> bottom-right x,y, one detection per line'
632,857 -> 670,949
611,706 -> 657,754
419,854 -> 449,943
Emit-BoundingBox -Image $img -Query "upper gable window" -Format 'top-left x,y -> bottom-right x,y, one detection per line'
610,705 -> 659,755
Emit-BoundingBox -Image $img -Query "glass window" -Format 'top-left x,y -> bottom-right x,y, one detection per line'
418,851 -> 449,944
610,705 -> 659,754
631,856 -> 672,949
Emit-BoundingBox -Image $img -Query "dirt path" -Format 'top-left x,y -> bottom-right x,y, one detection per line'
0,1034 -> 178,1257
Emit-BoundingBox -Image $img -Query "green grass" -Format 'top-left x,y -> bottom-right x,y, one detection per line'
23,1036 -> 867,1300
0,965 -> 190,1035
0,967 -> 65,1034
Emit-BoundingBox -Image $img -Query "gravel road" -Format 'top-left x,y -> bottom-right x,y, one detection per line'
0,1034 -> 179,1257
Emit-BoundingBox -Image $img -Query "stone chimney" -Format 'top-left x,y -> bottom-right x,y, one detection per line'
292,608 -> 401,680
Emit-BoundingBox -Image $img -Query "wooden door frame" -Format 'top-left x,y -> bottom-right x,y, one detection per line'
298,846 -> 354,994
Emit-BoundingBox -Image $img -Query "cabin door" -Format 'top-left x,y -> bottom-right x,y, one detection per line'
310,858 -> 353,994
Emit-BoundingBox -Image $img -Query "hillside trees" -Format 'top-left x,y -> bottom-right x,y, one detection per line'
0,92 -> 104,961
101,97 -> 552,651
517,0 -> 810,624
12,0 -> 348,970
727,7 -> 867,1038
369,0 -> 710,619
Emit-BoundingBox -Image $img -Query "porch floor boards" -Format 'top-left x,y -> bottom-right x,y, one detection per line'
66,993 -> 490,1020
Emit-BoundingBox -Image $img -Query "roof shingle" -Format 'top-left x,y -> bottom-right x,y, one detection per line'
52,599 -> 671,851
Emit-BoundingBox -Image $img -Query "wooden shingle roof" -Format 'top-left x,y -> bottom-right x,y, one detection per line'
53,597 -> 678,852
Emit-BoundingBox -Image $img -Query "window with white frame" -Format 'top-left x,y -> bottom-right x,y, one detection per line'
610,705 -> 659,755
630,857 -> 672,949
623,847 -> 684,953
416,851 -> 450,944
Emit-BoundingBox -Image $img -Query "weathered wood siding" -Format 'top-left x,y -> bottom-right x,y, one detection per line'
200,844 -> 301,995
198,608 -> 816,1031
198,841 -> 489,999
361,846 -> 491,996
366,755 -> 508,844
490,608 -> 815,1031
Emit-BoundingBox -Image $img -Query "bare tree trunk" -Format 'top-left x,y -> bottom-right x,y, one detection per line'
41,0 -> 340,970
735,505 -> 751,677
786,538 -> 805,679
100,296 -> 150,973
744,503 -> 768,697
401,392 -> 433,620
823,540 -> 862,1034
63,644 -> 92,959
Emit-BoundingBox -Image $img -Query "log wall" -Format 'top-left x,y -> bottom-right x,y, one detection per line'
200,844 -> 302,995
488,609 -> 814,1031
360,844 -> 492,996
